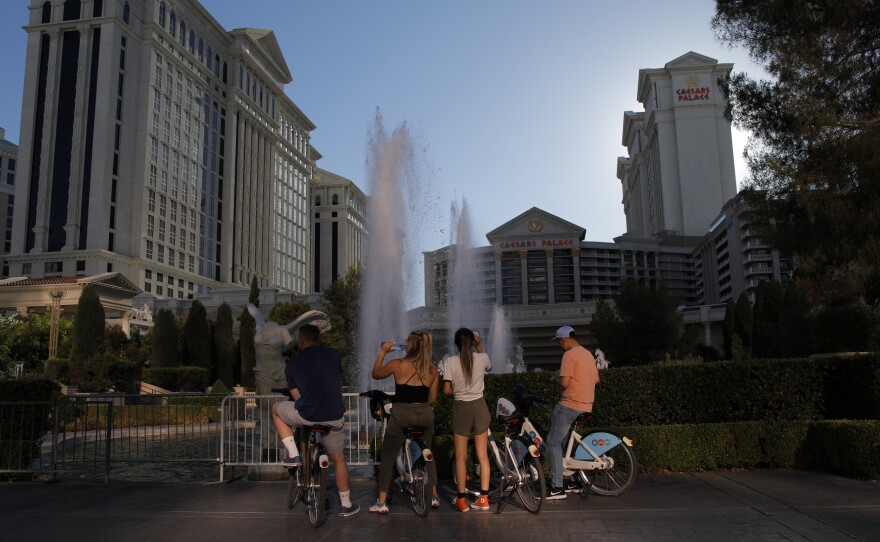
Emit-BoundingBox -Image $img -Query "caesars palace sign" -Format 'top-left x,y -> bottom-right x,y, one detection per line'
676,74 -> 711,102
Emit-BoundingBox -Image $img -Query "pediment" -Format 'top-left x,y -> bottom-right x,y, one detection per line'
239,28 -> 292,82
79,272 -> 142,295
665,51 -> 718,68
486,207 -> 586,243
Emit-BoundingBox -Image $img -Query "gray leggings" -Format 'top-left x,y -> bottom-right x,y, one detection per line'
377,402 -> 437,493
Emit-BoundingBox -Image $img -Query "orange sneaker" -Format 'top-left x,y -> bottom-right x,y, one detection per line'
471,494 -> 490,511
452,497 -> 470,512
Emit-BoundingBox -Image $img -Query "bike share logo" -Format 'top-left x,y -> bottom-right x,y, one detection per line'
592,437 -> 609,448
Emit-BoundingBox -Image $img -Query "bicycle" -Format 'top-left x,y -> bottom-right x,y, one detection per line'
273,388 -> 331,528
450,388 -> 546,514
559,410 -> 637,497
361,390 -> 435,517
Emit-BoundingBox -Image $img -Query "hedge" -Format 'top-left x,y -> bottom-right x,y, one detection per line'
428,354 -> 880,433
0,378 -> 59,471
64,404 -> 216,431
142,366 -> 210,392
0,378 -> 59,402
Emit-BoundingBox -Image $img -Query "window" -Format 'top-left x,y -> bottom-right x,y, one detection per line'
41,1 -> 51,24
179,21 -> 186,46
188,30 -> 194,54
158,1 -> 166,27
92,0 -> 102,17
146,240 -> 153,259
63,0 -> 81,21
122,2 -> 129,24
169,11 -> 176,37
197,38 -> 203,62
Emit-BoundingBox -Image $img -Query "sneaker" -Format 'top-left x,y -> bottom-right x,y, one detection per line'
470,494 -> 490,511
431,497 -> 440,509
369,501 -> 389,514
452,497 -> 470,512
339,504 -> 361,517
282,454 -> 302,467
564,478 -> 582,492
546,487 -> 567,500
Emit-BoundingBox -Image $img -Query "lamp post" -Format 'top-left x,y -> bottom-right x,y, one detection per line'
48,290 -> 65,361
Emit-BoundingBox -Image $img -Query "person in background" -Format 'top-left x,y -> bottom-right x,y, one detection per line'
545,325 -> 600,500
443,328 -> 493,512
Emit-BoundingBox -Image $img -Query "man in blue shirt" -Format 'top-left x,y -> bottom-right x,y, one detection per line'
271,324 -> 359,517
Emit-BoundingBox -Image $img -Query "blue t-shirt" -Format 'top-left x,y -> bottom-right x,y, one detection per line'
285,344 -> 346,422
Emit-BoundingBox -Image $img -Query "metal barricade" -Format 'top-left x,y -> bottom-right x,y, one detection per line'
219,392 -> 383,482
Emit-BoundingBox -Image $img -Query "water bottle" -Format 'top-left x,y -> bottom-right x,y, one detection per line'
379,340 -> 406,352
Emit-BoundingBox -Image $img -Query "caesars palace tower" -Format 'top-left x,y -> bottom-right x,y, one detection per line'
8,0 -> 319,299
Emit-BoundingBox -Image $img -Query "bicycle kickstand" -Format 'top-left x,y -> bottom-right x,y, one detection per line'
494,483 -> 517,514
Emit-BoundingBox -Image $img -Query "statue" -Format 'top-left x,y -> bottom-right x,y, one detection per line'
595,348 -> 609,370
249,303 -> 332,397
513,343 -> 527,373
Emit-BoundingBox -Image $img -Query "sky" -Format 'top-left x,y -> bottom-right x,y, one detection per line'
0,0 -> 767,252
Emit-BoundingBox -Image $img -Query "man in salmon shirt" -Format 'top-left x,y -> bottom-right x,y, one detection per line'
545,325 -> 600,500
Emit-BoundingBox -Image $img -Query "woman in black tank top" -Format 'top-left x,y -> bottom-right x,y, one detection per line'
369,331 -> 439,513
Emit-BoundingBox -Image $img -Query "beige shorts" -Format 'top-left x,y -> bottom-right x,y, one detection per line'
452,398 -> 491,437
275,401 -> 345,454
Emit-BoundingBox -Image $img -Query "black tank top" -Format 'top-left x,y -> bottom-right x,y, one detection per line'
394,362 -> 431,403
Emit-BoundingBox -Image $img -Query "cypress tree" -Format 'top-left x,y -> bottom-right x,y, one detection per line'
214,303 -> 235,387
151,309 -> 179,368
238,277 -> 260,387
183,301 -> 210,368
70,284 -> 105,381
722,300 -> 736,360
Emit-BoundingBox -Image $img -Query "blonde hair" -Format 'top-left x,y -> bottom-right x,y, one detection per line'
405,330 -> 433,381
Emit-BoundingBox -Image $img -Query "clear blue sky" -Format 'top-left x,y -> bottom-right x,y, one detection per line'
0,0 -> 764,250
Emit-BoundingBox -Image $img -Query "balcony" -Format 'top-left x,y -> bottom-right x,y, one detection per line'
743,254 -> 772,264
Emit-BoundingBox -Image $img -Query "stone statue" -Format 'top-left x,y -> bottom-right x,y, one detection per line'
595,348 -> 609,370
249,304 -> 332,397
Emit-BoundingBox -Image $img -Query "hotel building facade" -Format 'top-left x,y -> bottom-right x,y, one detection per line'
8,0 -> 316,301
0,128 -> 18,278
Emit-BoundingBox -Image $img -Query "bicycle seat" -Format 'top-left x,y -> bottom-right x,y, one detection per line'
497,412 -> 523,425
402,426 -> 426,437
308,425 -> 333,434
571,412 -> 592,429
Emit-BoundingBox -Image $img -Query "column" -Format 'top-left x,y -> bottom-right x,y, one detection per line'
519,250 -> 528,305
32,29 -> 61,254
64,25 -> 92,251
546,249 -> 555,304
233,112 -> 245,282
572,247 -> 582,302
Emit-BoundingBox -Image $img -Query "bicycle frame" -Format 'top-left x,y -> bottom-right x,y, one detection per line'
562,428 -> 633,474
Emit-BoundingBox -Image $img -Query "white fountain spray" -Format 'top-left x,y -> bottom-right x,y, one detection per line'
357,110 -> 434,388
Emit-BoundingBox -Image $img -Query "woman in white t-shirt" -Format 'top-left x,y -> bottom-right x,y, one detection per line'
443,328 -> 492,512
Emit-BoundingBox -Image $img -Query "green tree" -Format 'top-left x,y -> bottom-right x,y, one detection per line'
267,301 -> 310,325
733,292 -> 754,357
589,298 -> 623,359
321,266 -> 361,385
238,277 -> 260,388
0,313 -> 72,374
70,284 -> 105,380
593,279 -> 683,365
151,309 -> 179,368
713,1 -> 880,339
213,303 -> 236,388
183,301 -> 210,368
752,279 -> 785,357
722,300 -> 737,360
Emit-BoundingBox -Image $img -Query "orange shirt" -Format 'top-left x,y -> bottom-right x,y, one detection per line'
559,345 -> 600,412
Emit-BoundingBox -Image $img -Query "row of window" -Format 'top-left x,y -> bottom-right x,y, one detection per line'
158,1 -> 225,82
0,157 -> 15,185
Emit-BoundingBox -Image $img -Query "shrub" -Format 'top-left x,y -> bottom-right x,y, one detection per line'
78,354 -> 141,393
45,358 -> 70,381
141,366 -> 210,392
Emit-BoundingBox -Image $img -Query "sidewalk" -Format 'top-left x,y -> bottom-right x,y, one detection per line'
1,470 -> 877,541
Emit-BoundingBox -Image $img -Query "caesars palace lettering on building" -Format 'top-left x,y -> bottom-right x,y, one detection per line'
498,239 -> 576,249
676,87 -> 711,101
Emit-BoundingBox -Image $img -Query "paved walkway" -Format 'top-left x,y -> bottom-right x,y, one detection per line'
1,470 -> 877,541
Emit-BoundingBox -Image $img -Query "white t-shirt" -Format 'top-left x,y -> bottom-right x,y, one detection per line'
443,352 -> 492,401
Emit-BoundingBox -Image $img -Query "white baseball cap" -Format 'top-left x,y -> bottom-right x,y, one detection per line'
551,325 -> 575,340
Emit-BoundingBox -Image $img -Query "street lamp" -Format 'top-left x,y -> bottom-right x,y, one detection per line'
48,290 -> 65,361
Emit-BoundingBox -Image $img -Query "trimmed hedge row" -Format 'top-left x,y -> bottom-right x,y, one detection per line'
67,404 -> 216,431
426,420 -> 880,480
620,419 -> 880,480
428,354 -> 880,433
0,378 -> 59,401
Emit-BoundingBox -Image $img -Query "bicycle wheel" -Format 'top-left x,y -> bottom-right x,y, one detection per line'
515,454 -> 546,514
577,432 -> 637,496
409,458 -> 430,517
307,453 -> 328,527
287,466 -> 303,509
